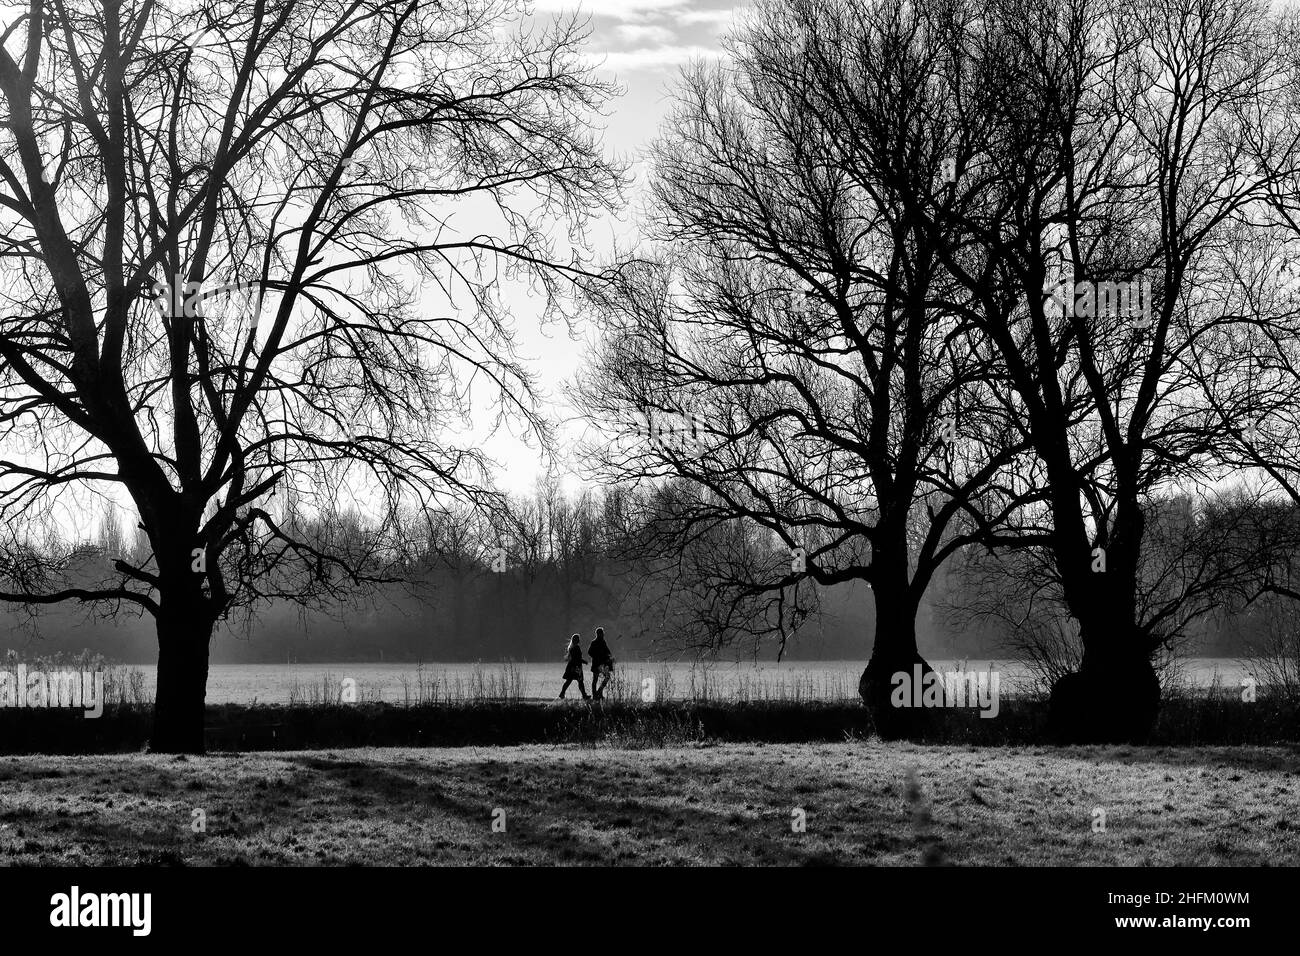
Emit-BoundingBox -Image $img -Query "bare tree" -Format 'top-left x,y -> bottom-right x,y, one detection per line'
852,0 -> 1297,740
578,0 -> 1035,735
945,489 -> 1287,693
0,0 -> 622,751
1185,8 -> 1300,614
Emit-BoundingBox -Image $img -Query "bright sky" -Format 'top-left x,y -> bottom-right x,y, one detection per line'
0,0 -> 747,534
481,0 -> 746,495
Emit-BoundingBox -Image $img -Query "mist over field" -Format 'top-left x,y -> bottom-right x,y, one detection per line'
0,535 -> 1268,665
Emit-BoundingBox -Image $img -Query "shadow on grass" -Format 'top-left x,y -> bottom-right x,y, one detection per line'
6,744 -> 1297,865
275,751 -> 891,865
1079,744 -> 1300,775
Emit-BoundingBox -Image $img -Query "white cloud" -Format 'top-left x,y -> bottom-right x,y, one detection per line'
678,9 -> 738,26
616,23 -> 677,44
531,0 -> 691,22
600,43 -> 721,71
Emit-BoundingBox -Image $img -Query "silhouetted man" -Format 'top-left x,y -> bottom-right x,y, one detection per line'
588,627 -> 615,700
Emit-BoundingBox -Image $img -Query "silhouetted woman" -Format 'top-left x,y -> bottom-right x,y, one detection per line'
588,627 -> 615,700
559,633 -> 589,700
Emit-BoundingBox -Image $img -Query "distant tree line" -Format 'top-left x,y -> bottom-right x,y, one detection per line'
3,482 -> 1294,677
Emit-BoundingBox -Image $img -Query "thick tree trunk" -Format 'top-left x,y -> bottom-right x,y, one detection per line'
1048,613 -> 1159,744
1038,479 -> 1159,742
858,591 -> 937,740
151,602 -> 213,754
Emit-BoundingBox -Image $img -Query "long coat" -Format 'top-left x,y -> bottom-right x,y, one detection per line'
561,644 -> 586,681
588,637 -> 614,673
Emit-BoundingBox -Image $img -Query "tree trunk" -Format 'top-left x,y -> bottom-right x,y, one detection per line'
151,602 -> 213,754
1048,610 -> 1159,744
1038,477 -> 1159,742
858,589 -> 938,740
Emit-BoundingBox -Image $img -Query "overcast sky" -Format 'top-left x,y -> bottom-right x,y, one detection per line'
481,0 -> 746,496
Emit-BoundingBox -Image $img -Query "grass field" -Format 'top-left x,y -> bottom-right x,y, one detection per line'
1,741 -> 1296,865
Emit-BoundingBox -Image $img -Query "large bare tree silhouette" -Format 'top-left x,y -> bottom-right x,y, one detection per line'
0,0 -> 621,751
577,0 -> 1035,736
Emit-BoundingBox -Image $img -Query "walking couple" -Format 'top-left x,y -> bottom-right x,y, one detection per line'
560,627 -> 615,700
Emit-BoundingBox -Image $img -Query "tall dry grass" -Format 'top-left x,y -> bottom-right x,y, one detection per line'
0,648 -> 151,705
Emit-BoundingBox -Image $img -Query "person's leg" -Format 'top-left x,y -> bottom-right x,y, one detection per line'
560,679 -> 571,699
579,673 -> 589,699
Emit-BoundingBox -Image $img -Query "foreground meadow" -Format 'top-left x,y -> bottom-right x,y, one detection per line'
0,742 -> 1296,865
